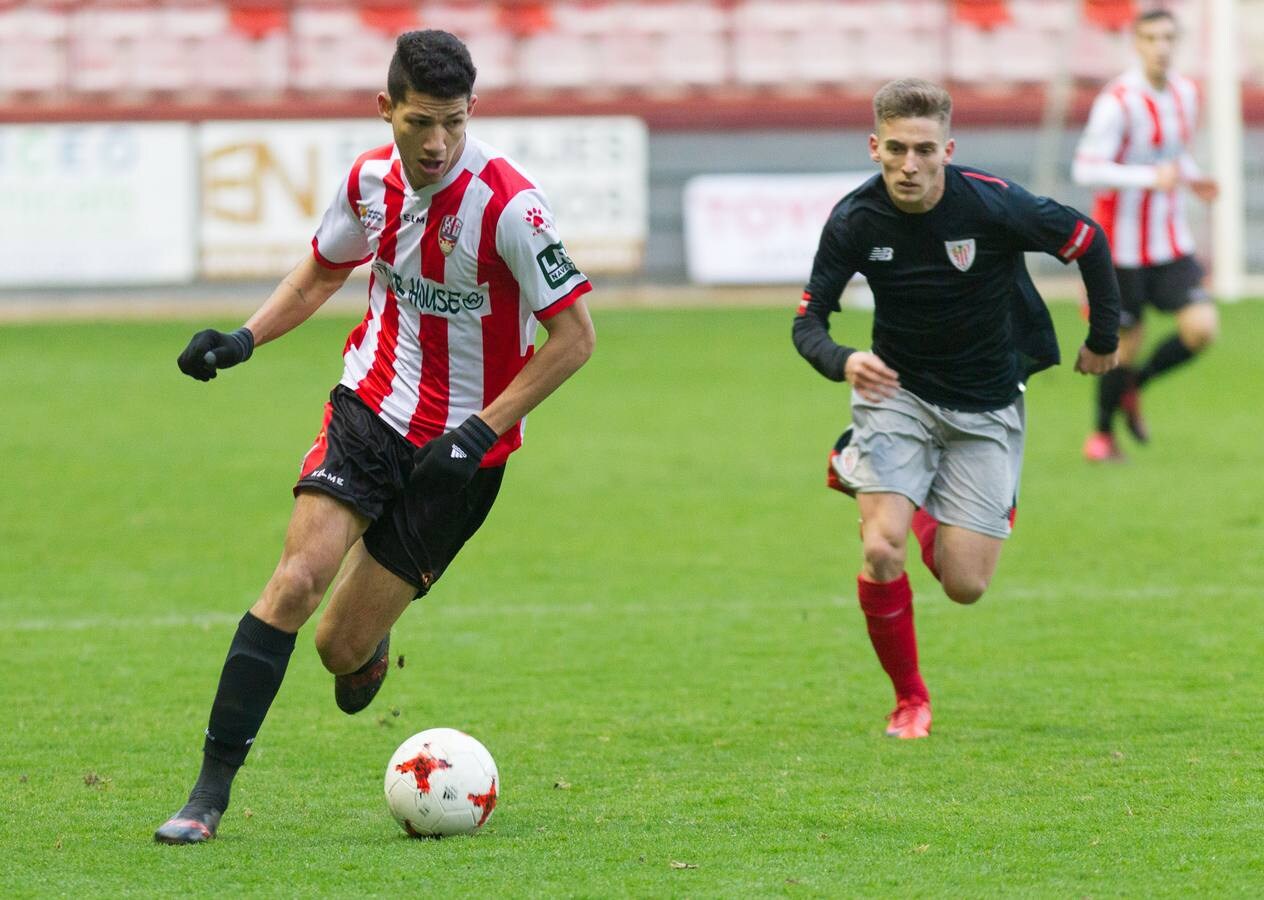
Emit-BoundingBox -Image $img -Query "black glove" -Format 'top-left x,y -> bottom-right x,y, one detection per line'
410,415 -> 498,495
177,327 -> 255,381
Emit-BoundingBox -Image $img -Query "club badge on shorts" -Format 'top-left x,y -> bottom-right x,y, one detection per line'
438,215 -> 463,256
945,238 -> 976,272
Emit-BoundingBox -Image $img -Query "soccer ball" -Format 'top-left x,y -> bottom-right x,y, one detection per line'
384,727 -> 499,837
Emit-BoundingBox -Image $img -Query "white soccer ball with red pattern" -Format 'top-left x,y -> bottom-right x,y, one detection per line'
384,727 -> 499,837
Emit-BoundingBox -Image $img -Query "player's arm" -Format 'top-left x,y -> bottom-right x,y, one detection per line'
178,172 -> 368,382
176,255 -> 355,382
792,214 -> 899,400
410,299 -> 595,493
1072,94 -> 1177,191
410,189 -> 595,493
1005,185 -> 1120,374
479,299 -> 595,435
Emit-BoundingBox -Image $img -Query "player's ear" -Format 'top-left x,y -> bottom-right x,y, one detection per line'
377,92 -> 393,124
467,94 -> 478,116
868,133 -> 880,163
943,137 -> 955,163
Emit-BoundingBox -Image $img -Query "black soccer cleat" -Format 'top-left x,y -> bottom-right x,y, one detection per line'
334,633 -> 391,714
154,804 -> 222,845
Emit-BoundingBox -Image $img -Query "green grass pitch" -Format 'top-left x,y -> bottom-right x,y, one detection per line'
2,299 -> 1261,897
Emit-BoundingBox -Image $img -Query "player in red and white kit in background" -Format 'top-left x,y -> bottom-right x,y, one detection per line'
1074,8 -> 1218,462
155,30 -> 595,844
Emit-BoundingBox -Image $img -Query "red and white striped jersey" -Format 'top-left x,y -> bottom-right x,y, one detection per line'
312,135 -> 592,467
1072,67 -> 1203,268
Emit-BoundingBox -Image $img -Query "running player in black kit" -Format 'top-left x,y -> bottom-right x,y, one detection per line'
793,79 -> 1121,739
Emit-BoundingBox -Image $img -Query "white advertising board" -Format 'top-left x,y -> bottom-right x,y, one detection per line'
0,123 -> 196,287
199,116 -> 647,277
683,172 -> 873,285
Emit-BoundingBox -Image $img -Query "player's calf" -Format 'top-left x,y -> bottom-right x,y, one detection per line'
334,632 -> 391,715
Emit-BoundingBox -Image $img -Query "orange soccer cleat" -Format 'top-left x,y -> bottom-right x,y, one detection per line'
885,696 -> 932,739
1082,431 -> 1125,463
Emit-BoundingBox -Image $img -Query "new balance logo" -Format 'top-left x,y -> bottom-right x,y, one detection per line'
868,247 -> 893,261
450,445 -> 468,459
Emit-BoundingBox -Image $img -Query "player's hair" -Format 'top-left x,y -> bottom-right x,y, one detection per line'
872,78 -> 953,132
1134,8 -> 1177,31
387,30 -> 477,102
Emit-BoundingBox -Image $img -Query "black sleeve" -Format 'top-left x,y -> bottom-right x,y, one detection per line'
1000,184 -> 1120,354
791,214 -> 859,382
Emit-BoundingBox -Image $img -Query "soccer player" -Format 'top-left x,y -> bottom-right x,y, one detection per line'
155,30 -> 595,844
793,79 -> 1120,739
1074,8 -> 1219,461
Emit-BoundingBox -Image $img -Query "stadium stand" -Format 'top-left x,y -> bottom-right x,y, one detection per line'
1,0 -> 1261,126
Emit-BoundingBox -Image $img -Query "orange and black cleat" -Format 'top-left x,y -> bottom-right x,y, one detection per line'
154,806 -> 221,845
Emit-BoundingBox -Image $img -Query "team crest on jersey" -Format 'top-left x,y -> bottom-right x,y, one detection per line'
945,238 -> 976,272
438,215 -> 463,256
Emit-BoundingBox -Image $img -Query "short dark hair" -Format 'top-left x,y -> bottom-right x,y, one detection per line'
872,78 -> 953,132
1134,8 -> 1177,31
387,30 -> 476,102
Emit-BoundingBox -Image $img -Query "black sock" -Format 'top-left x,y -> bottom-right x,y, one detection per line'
1096,366 -> 1133,433
198,612 -> 296,804
1137,335 -> 1196,387
185,754 -> 239,814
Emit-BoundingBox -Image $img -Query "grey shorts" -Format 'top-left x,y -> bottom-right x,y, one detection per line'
833,388 -> 1025,539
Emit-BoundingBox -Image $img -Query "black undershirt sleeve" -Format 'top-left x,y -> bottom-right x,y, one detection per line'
792,214 -> 858,382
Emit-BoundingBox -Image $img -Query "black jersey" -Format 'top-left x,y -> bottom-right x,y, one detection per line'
793,164 -> 1121,411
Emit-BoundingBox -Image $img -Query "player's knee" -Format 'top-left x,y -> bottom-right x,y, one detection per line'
941,573 -> 988,605
1181,320 -> 1217,352
862,535 -> 907,581
262,558 -> 328,619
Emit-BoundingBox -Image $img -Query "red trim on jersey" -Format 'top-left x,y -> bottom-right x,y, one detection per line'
1141,92 -> 1164,147
1166,198 -> 1181,259
347,143 -> 393,212
960,171 -> 1008,188
420,169 -> 474,283
1093,192 -> 1119,254
1058,221 -> 1096,262
535,280 -> 592,321
355,159 -> 406,414
311,237 -> 371,270
1139,190 -> 1153,267
298,401 -> 335,479
476,156 -> 534,205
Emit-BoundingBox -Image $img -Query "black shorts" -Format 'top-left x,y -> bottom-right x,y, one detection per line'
1115,255 -> 1209,329
294,386 -> 504,598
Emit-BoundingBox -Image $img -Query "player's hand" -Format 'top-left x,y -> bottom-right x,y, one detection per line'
1187,177 -> 1219,203
1074,344 -> 1118,375
844,351 -> 901,402
177,327 -> 255,381
410,415 -> 498,496
1153,161 -> 1180,192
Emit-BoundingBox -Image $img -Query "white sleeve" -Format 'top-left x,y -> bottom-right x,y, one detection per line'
495,188 -> 592,319
311,175 -> 372,269
1072,93 -> 1160,190
1177,81 -> 1203,180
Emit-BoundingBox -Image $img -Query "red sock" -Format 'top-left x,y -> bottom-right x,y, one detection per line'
910,507 -> 940,581
857,573 -> 928,703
